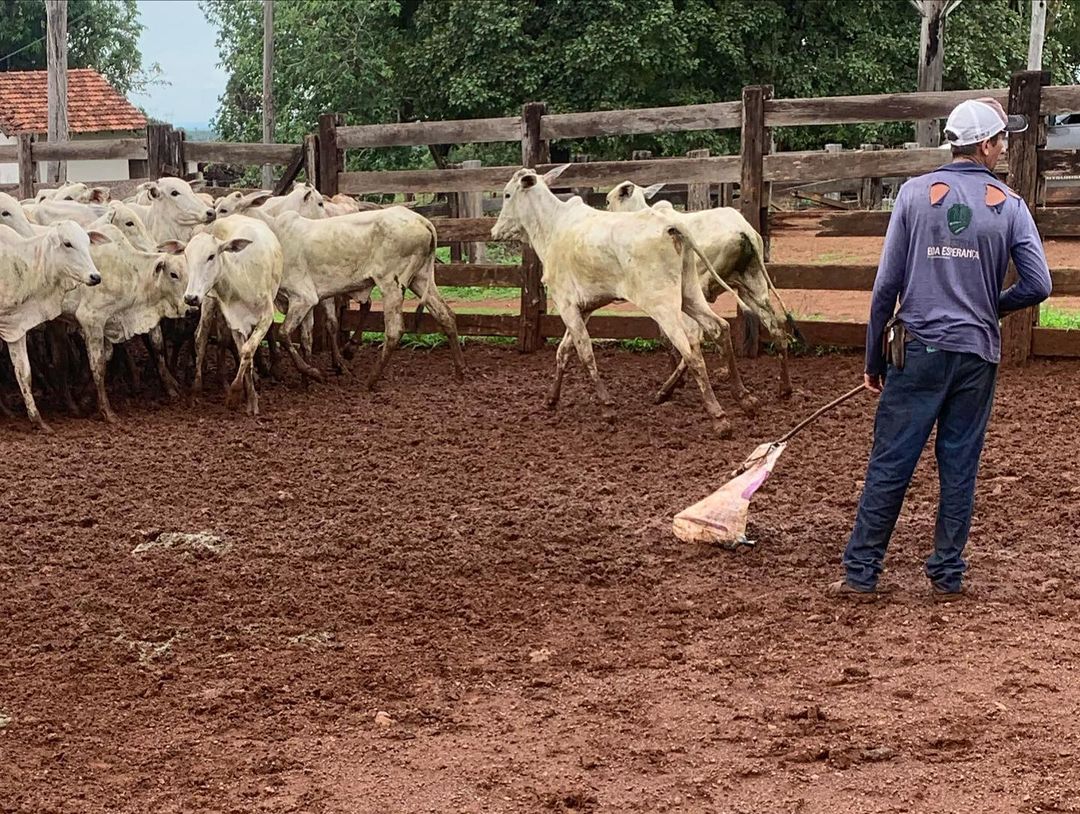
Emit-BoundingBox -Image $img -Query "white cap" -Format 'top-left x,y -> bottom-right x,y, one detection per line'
944,98 -> 1028,146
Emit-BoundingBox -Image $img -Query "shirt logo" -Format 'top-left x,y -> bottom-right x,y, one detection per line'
947,203 -> 972,234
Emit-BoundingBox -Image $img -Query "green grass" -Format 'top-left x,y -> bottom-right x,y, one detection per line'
1041,305 -> 1080,330
440,286 -> 519,301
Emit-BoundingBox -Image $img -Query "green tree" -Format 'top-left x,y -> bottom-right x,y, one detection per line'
203,0 -> 1080,165
0,0 -> 159,95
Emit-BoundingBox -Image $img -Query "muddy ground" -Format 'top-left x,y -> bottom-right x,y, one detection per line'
1,345 -> 1079,813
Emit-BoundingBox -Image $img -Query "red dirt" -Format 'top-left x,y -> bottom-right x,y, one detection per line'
2,345 -> 1079,813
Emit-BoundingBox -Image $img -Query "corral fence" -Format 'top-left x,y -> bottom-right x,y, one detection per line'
3,69 -> 1079,364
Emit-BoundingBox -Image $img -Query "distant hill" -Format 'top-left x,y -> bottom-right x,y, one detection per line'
179,126 -> 217,142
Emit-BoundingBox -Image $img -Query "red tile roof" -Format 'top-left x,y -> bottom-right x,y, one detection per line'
0,68 -> 147,136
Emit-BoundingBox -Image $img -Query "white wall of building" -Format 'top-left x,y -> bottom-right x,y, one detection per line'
0,131 -> 138,186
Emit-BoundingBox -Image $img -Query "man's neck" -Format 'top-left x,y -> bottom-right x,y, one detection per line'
952,155 -> 994,171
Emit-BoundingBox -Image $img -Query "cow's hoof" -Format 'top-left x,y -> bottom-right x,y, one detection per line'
453,368 -> 465,384
737,393 -> 760,416
713,417 -> 733,439
779,385 -> 794,400
654,388 -> 674,405
602,406 -> 617,424
102,411 -> 119,425
307,367 -> 326,383
34,421 -> 54,435
225,389 -> 244,410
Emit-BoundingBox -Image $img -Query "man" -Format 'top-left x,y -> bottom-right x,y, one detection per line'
832,98 -> 1052,599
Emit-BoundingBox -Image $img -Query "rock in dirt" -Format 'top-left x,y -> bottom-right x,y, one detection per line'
374,711 -> 393,728
0,709 -> 11,729
132,531 -> 231,556
529,647 -> 554,664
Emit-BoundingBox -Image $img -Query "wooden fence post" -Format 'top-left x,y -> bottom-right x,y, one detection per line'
17,133 -> 36,200
686,148 -> 710,210
458,159 -> 486,262
303,133 -> 319,187
147,123 -> 171,180
1002,69 -> 1049,367
739,84 -> 772,357
823,144 -> 843,201
859,143 -> 884,209
518,101 -> 548,353
317,113 -> 342,197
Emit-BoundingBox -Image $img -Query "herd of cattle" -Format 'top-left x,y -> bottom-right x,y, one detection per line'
0,166 -> 796,435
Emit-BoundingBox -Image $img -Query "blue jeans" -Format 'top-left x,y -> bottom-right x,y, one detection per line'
843,340 -> 998,592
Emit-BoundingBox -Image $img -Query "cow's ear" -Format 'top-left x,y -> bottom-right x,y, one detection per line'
241,191 -> 272,209
89,187 -> 110,203
157,239 -> 186,255
221,237 -> 253,254
541,163 -> 571,185
303,189 -> 313,202
154,258 -> 167,275
520,174 -> 537,189
146,182 -> 161,200
86,230 -> 112,245
642,182 -> 665,199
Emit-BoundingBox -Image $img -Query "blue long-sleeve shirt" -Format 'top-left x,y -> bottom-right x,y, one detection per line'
865,161 -> 1052,375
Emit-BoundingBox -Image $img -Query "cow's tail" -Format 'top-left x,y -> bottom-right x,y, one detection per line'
744,231 -> 804,346
666,224 -> 754,314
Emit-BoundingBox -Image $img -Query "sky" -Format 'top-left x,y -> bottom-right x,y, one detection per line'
128,0 -> 228,130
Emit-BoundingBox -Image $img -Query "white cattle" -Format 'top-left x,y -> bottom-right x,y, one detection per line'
216,191 -> 463,386
26,199 -> 109,227
160,215 -> 282,415
90,202 -> 156,252
59,225 -> 189,421
35,183 -> 109,204
242,200 -> 463,388
0,192 -> 43,237
607,181 -> 794,400
213,183 -> 325,220
127,177 -> 217,243
492,166 -> 736,432
0,221 -> 109,431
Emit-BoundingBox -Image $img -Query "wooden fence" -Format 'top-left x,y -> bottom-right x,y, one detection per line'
315,70 -> 1080,363
4,71 -> 1080,363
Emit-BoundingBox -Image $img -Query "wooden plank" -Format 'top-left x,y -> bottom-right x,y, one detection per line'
31,138 -> 146,161
184,141 -> 301,165
318,113 -> 342,197
519,101 -> 547,353
540,314 -> 660,340
763,147 -> 952,183
341,310 -> 521,337
338,116 -> 521,149
686,149 -> 710,210
435,263 -> 522,288
17,133 -> 35,200
1039,85 -> 1080,114
1048,268 -> 1080,296
791,189 -> 856,210
303,133 -> 318,186
763,88 -> 1008,126
432,217 -> 500,243
1034,207 -> 1080,237
147,123 -> 169,180
1037,149 -> 1080,175
815,210 -> 892,237
767,264 -> 877,290
338,155 -> 742,195
1002,70 -> 1047,366
1032,327 -> 1080,357
0,144 -> 18,162
541,101 -> 742,140
1044,184 -> 1080,204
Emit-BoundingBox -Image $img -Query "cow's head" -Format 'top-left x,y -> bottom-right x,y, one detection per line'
163,232 -> 254,308
105,202 -> 154,252
284,183 -> 326,219
0,192 -> 36,238
491,164 -> 570,242
605,181 -> 664,213
45,220 -> 110,287
145,177 -> 217,226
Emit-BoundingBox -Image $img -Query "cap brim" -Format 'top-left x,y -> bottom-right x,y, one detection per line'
1004,114 -> 1028,133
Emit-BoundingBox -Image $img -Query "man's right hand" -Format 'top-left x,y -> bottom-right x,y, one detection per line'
864,372 -> 883,395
